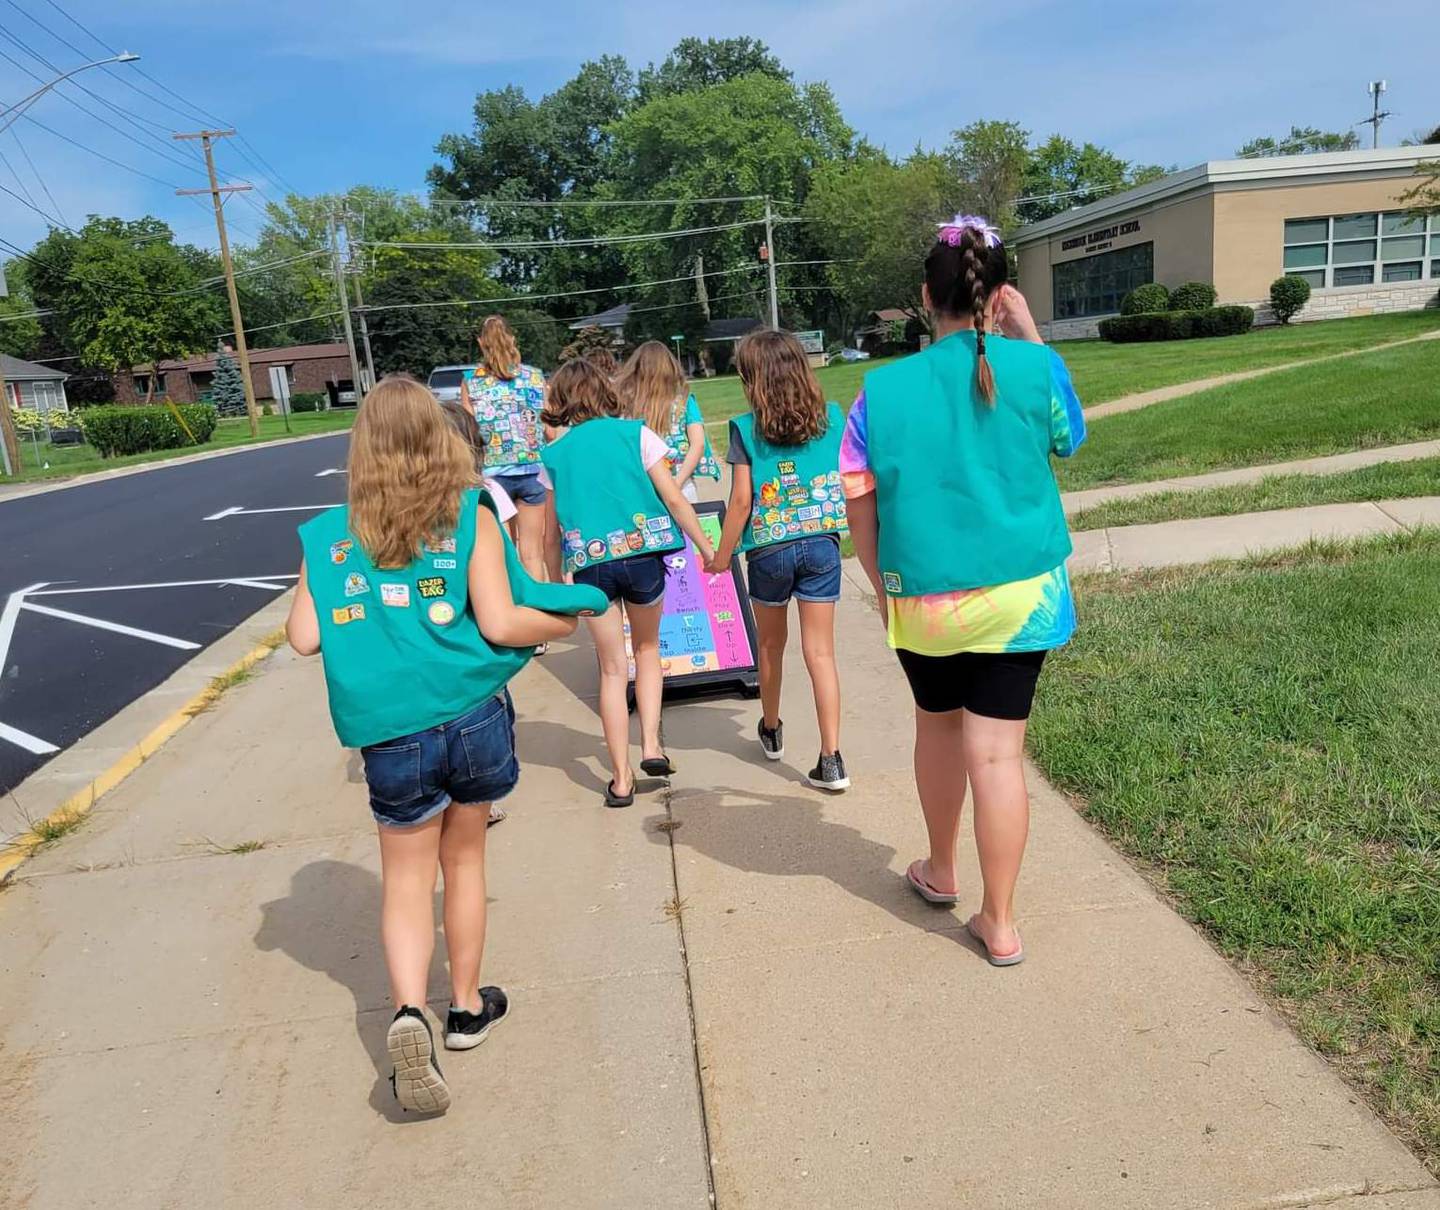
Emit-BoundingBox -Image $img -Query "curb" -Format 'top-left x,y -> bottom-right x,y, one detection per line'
0,633 -> 285,887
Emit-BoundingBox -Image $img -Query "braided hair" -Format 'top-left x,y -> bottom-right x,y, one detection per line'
924,226 -> 1009,405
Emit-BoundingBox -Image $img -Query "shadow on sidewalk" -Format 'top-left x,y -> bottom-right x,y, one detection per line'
253,859 -> 451,1124
649,784 -> 990,962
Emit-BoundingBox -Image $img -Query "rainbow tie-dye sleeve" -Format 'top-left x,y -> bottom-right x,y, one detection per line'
1048,349 -> 1086,458
839,391 -> 875,499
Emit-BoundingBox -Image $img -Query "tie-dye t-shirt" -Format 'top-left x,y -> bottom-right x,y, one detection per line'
840,346 -> 1086,656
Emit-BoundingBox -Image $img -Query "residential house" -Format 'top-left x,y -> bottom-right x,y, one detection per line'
114,342 -> 355,405
2,354 -> 69,417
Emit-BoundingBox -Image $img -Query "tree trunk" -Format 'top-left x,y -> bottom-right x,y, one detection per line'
145,362 -> 157,403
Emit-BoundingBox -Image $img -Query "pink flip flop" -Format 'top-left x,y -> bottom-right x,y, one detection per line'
966,915 -> 1025,967
906,860 -> 959,905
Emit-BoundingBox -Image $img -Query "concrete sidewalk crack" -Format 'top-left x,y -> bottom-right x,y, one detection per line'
660,775 -> 720,1208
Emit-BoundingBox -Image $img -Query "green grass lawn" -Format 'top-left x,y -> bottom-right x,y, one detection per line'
1028,530 -> 1440,1172
8,410 -> 356,482
1069,456 -> 1440,531
1056,339 -> 1440,492
1055,311 -> 1440,406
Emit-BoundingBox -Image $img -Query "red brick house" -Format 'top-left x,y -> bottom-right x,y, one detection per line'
113,343 -> 355,404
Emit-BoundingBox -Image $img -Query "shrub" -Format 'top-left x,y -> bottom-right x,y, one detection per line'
1168,281 -> 1218,311
289,392 -> 324,413
1269,275 -> 1312,324
9,406 -> 44,433
1099,306 -> 1254,343
80,403 -> 218,457
1121,283 -> 1170,315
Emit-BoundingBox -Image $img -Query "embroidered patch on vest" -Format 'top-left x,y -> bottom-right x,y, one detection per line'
380,583 -> 410,608
427,600 -> 456,626
331,604 -> 365,625
882,571 -> 903,593
432,558 -> 457,570
344,572 -> 370,597
417,577 -> 446,599
329,540 -> 353,565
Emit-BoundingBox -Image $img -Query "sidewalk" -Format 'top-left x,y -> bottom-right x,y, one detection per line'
1,573 -> 1434,1207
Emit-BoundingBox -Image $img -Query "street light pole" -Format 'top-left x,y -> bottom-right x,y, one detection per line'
0,52 -> 140,138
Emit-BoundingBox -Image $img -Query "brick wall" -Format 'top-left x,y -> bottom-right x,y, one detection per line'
110,355 -> 355,406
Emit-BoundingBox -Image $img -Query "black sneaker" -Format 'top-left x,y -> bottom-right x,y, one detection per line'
757,718 -> 785,761
807,751 -> 850,791
387,1005 -> 451,1114
446,985 -> 510,1051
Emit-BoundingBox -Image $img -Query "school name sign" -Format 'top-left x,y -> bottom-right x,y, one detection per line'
1061,219 -> 1142,255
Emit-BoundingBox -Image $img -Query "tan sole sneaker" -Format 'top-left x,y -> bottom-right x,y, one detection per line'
387,1006 -> 452,1115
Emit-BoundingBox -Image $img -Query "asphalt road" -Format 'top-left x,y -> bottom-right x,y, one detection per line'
0,435 -> 350,795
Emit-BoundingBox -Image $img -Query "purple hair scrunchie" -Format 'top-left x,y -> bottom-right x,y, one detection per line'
936,214 -> 1001,249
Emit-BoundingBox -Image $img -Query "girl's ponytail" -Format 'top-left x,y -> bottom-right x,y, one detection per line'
926,214 -> 1007,407
961,238 -> 997,405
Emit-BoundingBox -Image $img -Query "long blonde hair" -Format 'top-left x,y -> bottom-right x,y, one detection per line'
614,340 -> 686,433
476,314 -> 521,381
347,375 -> 477,568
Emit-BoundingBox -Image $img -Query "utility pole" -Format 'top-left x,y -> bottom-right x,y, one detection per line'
1363,80 -> 1392,149
328,211 -> 364,405
340,211 -> 376,390
762,196 -> 780,330
174,129 -> 260,438
0,361 -> 18,477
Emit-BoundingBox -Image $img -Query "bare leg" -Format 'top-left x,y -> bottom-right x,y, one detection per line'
439,804 -> 490,1014
541,496 -> 563,584
753,603 -> 788,730
586,606 -> 633,795
377,814 -> 444,1008
962,710 -> 1029,958
627,599 -> 665,763
512,499 -> 548,583
913,706 -> 968,896
796,599 -> 840,755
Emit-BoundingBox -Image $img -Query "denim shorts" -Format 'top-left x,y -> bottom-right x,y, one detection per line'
360,691 -> 519,828
488,470 -> 549,507
573,552 -> 667,607
746,535 -> 842,606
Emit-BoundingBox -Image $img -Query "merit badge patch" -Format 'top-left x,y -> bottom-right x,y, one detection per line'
427,600 -> 456,626
380,583 -> 411,608
344,572 -> 370,597
587,538 -> 607,560
882,571 -> 903,593
432,558 -> 457,570
329,539 -> 353,565
417,576 -> 446,599
331,604 -> 365,625
423,537 -> 457,555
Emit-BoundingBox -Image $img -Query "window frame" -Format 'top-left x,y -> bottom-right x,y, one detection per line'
1283,211 -> 1440,289
1052,241 -> 1156,320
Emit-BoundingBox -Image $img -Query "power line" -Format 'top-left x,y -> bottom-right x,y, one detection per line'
10,126 -> 66,226
425,193 -> 767,209
361,217 -> 766,253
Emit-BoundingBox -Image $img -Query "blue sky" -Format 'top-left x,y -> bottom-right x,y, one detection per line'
1,0 -> 1436,253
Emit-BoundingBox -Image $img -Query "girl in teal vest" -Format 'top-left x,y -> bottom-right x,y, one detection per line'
706,329 -> 849,792
844,216 -> 1087,967
286,375 -> 606,1115
614,340 -> 722,503
540,359 -> 715,808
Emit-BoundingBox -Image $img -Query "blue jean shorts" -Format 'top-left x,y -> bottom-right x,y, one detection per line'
746,535 -> 842,606
573,552 -> 667,607
360,692 -> 519,828
488,470 -> 549,507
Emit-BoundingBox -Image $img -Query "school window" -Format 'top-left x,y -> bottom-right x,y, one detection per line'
1052,242 -> 1155,319
1282,211 -> 1440,288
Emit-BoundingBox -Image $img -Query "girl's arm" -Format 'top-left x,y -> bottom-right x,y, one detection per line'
674,421 -> 706,488
648,462 -> 715,564
469,506 -> 580,646
707,462 -> 751,574
845,491 -> 887,626
285,560 -> 321,656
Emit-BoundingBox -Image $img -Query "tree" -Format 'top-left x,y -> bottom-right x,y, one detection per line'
946,120 -> 1029,232
211,348 -> 247,415
505,307 -> 565,371
559,325 -> 618,363
361,244 -> 503,377
0,262 -> 43,359
1019,136 -> 1132,223
1238,126 -> 1359,158
636,37 -> 789,101
1399,158 -> 1440,218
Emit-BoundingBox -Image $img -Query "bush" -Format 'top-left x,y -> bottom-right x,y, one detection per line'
289,392 -> 324,413
1269,275 -> 1312,324
1168,281 -> 1218,311
80,403 -> 218,457
9,406 -> 44,434
1120,283 -> 1170,315
1099,306 -> 1254,343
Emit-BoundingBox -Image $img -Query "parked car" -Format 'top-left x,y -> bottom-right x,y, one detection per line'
827,348 -> 872,365
427,365 -> 475,404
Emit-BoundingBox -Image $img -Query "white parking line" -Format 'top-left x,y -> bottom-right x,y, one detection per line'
204,504 -> 336,521
0,720 -> 57,755
20,602 -> 202,650
28,575 -> 297,597
315,468 -> 346,477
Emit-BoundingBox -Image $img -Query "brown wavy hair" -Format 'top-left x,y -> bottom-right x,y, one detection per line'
476,314 -> 521,381
614,340 -> 686,433
540,358 -> 622,428
439,397 -> 484,474
735,329 -> 827,447
347,375 -> 477,569
582,345 -> 618,377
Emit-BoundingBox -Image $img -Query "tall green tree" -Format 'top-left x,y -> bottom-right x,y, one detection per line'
210,348 -> 246,415
0,262 -> 43,359
636,36 -> 789,101
1238,126 -> 1360,157
946,120 -> 1029,232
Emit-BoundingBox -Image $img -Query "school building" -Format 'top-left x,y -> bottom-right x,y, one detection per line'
1013,146 -> 1440,340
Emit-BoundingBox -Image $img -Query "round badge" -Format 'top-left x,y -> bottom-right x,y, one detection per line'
572,551 -> 588,569
587,539 -> 607,559
632,512 -> 647,528
770,523 -> 786,540
427,600 -> 456,626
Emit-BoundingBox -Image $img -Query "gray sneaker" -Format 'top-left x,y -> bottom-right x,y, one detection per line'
758,718 -> 785,760
808,751 -> 850,791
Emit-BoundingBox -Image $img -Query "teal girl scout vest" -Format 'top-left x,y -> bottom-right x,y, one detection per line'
299,488 -> 606,748
732,401 -> 848,553
666,395 -> 721,482
541,417 -> 684,573
465,365 -> 545,469
863,331 -> 1071,597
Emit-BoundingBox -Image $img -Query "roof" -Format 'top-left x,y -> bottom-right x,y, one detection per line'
703,316 -> 765,342
862,308 -> 909,325
153,342 -> 350,373
568,304 -> 631,330
1013,145 -> 1440,245
1,353 -> 67,382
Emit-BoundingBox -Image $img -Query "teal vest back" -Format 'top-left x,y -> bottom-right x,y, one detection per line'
664,394 -> 720,481
465,364 -> 545,469
542,417 -> 684,573
733,401 -> 848,552
299,488 -> 606,748
864,332 -> 1071,596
